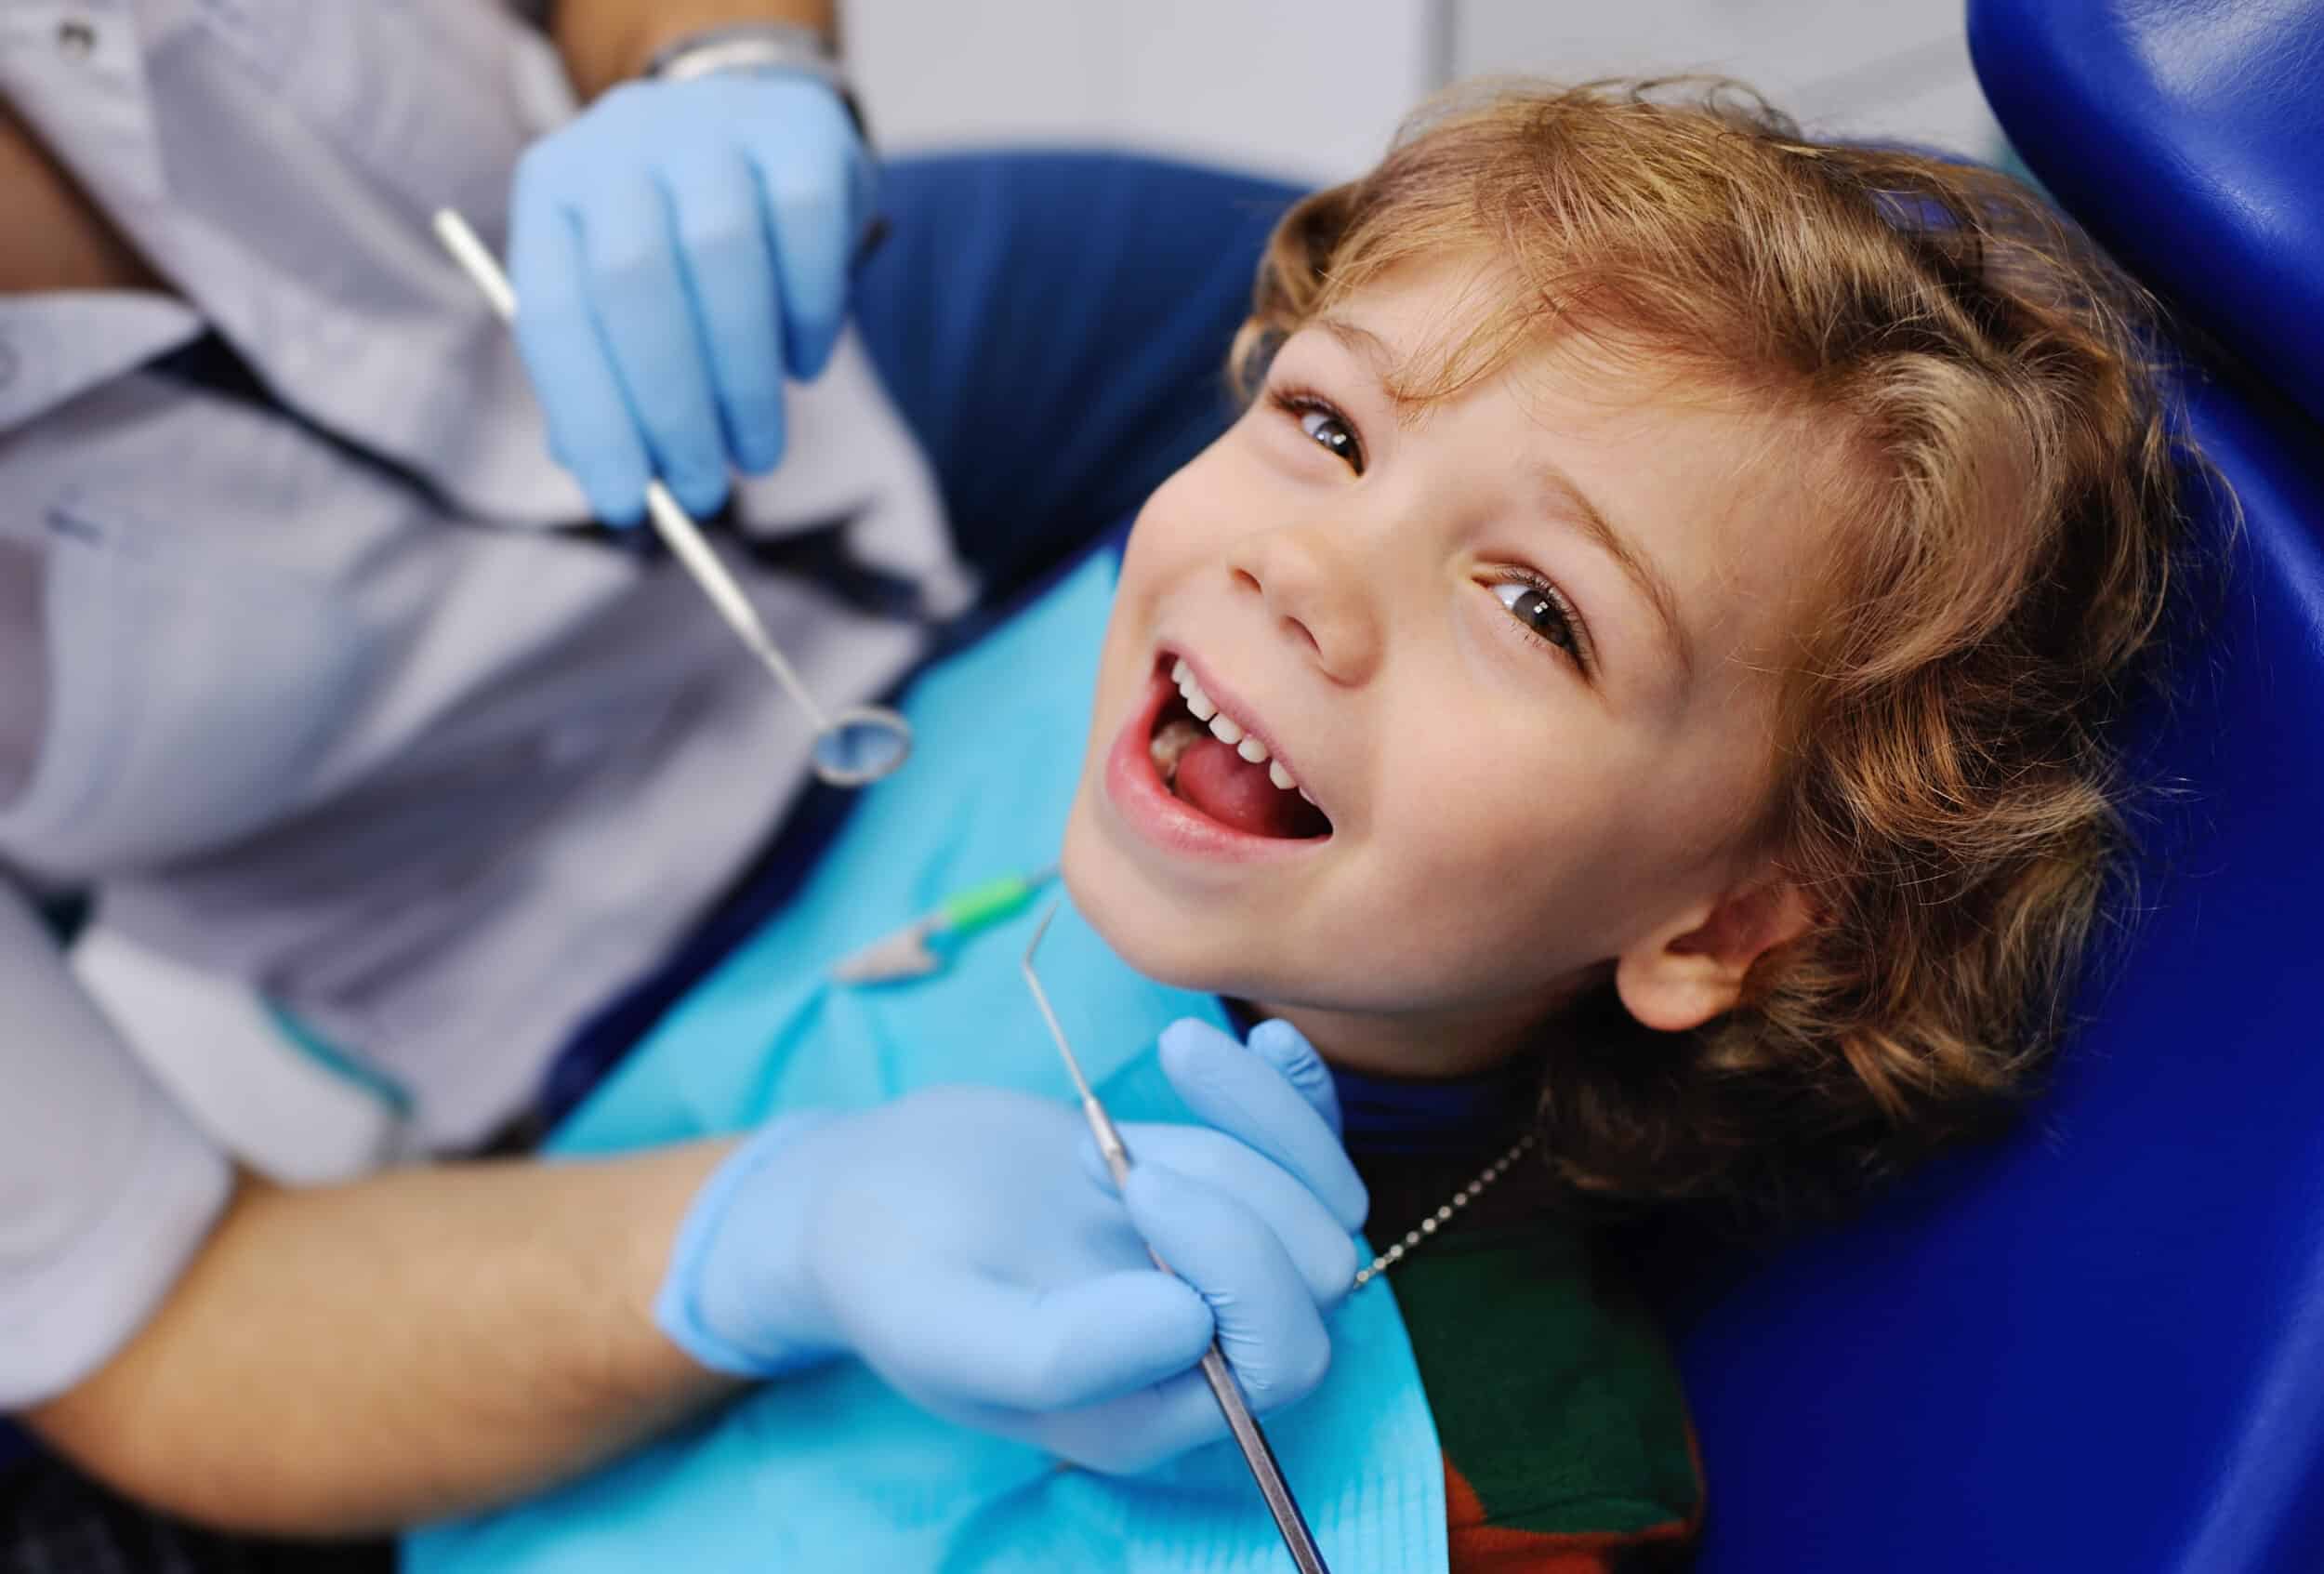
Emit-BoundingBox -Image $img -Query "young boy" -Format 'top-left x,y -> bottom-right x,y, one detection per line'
411,80 -> 2187,1573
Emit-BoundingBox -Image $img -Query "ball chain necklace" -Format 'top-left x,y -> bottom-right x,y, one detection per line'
1352,1130 -> 1539,1290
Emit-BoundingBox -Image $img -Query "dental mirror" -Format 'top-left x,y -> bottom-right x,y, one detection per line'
812,704 -> 915,787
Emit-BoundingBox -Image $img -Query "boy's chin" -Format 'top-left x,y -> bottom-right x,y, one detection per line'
1062,814 -> 1255,997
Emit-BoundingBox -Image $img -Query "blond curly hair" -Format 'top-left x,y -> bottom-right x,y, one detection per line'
1231,80 -> 2194,1212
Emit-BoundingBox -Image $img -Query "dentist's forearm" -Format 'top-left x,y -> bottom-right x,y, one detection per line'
25,1145 -> 738,1536
552,0 -> 839,101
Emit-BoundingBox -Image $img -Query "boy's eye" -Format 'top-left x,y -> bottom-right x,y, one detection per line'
1298,407 -> 1361,469
1491,578 -> 1587,666
1270,390 -> 1365,474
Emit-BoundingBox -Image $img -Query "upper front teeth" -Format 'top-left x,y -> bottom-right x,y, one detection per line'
1170,657 -> 1302,796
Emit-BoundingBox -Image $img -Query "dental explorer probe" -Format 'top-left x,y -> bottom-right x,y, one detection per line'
430,208 -> 913,788
1020,904 -> 1333,1574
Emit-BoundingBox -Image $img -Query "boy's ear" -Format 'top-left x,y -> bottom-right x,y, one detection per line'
1614,874 -> 1817,1034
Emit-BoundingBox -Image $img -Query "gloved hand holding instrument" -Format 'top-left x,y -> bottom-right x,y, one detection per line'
435,66 -> 909,786
653,1011 -> 1367,1481
506,70 -> 876,526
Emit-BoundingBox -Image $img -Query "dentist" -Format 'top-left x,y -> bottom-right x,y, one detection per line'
0,4 -> 1349,1566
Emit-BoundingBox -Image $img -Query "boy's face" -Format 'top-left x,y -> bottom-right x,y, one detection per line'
1063,258 -> 1829,1076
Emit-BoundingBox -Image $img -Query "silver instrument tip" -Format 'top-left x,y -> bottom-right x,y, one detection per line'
1020,899 -> 1097,1104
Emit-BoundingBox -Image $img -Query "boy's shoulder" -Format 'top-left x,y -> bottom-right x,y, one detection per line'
1387,1212 -> 1702,1572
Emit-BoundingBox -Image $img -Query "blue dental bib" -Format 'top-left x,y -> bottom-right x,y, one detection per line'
404,554 -> 1448,1573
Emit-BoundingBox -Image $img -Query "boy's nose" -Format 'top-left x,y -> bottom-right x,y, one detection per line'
1225,525 -> 1382,685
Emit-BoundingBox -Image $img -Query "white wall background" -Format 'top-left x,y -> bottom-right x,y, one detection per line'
845,0 -> 1443,184
1453,2 -> 2000,158
846,1 -> 2004,184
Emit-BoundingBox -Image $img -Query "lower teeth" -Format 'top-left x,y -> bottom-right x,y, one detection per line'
1150,716 -> 1208,787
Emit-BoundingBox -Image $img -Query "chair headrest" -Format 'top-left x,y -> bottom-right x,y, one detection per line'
1970,0 -> 2324,427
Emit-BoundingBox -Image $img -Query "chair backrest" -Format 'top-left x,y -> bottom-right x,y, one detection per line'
1660,5 -> 2324,1570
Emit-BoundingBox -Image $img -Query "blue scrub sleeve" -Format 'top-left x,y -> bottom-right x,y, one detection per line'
852,152 -> 1304,605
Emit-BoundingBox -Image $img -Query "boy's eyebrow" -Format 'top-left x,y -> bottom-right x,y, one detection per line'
1314,311 -> 1696,682
1316,314 -> 1397,372
1535,463 -> 1696,681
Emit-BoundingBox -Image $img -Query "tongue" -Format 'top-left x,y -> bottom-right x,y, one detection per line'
1173,735 -> 1329,839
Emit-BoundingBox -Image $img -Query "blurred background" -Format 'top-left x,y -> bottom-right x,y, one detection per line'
846,0 -> 2003,185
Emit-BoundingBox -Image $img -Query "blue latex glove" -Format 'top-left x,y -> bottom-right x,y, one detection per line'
655,1017 -> 1368,1475
507,73 -> 874,524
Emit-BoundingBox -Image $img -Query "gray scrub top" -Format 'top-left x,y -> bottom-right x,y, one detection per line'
0,0 -> 967,1409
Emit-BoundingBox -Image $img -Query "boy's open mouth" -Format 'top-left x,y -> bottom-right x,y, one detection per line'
1146,655 -> 1333,840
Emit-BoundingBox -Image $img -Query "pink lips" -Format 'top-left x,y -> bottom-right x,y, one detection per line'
1104,660 -> 1333,865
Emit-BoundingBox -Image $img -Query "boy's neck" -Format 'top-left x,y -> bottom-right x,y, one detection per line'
1222,997 -> 1545,1156
1234,982 -> 1585,1082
